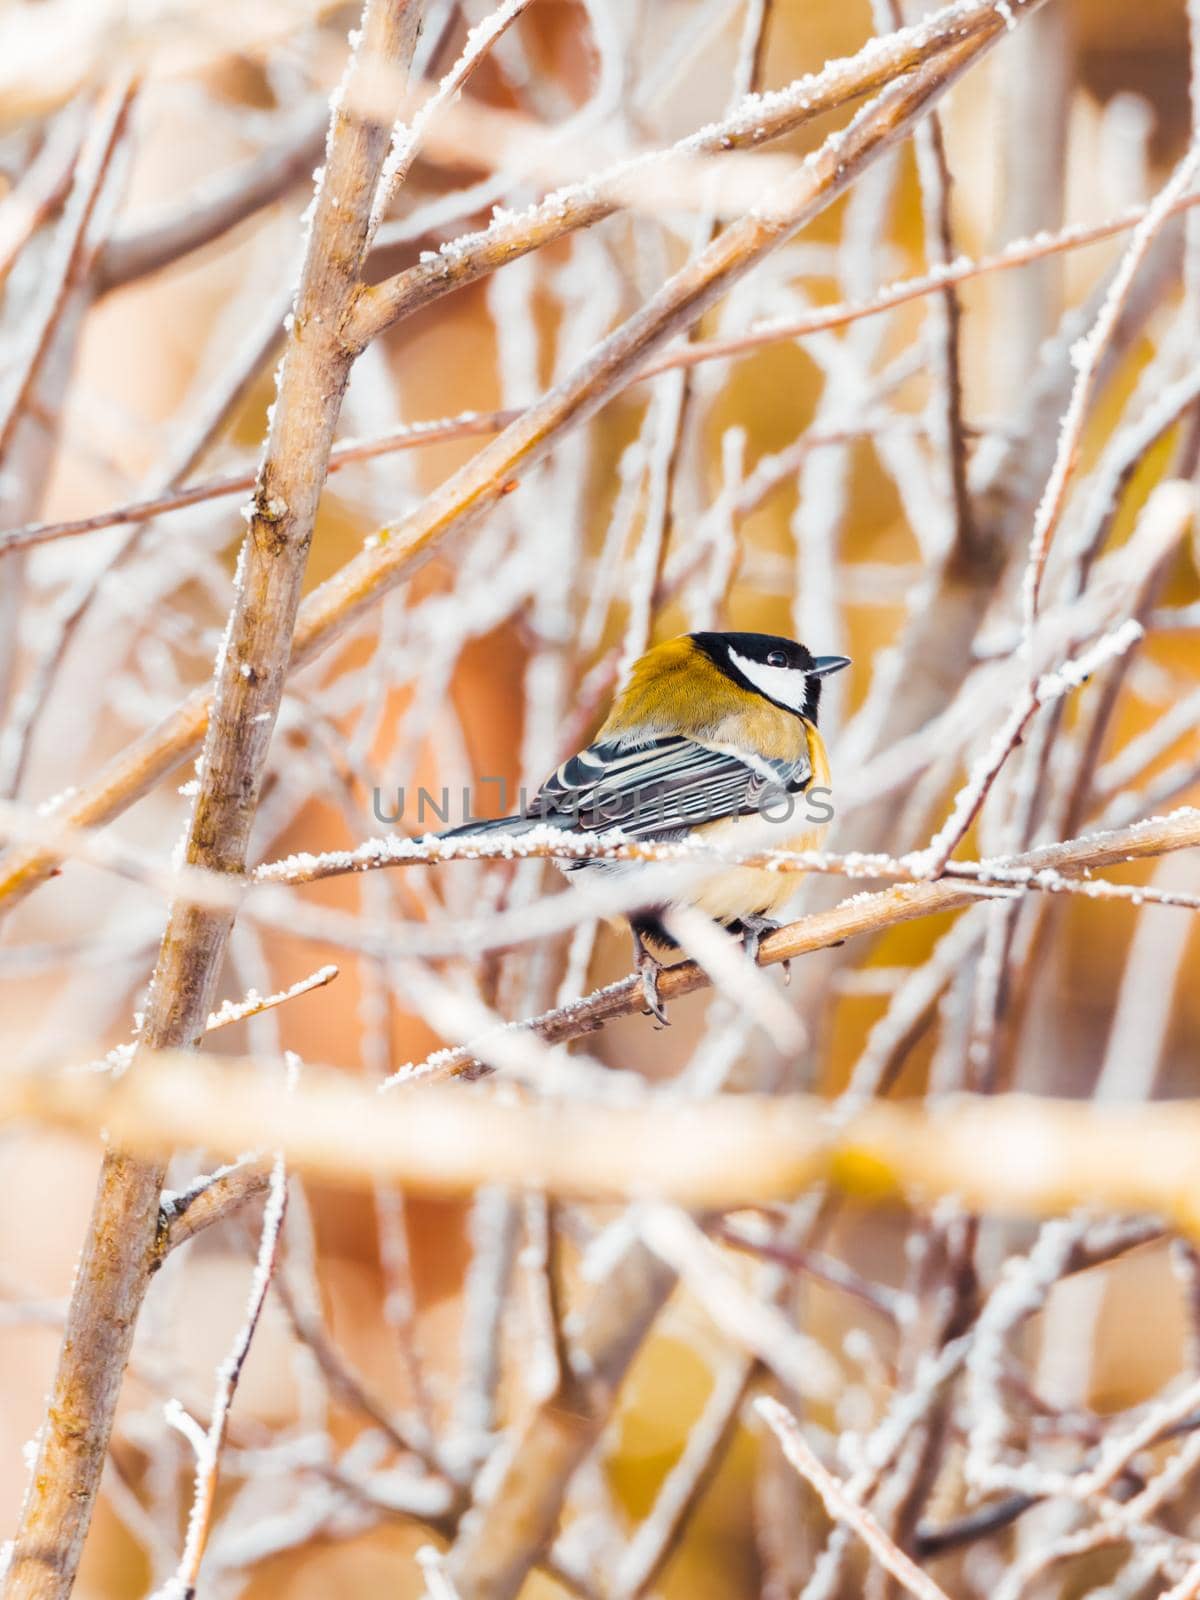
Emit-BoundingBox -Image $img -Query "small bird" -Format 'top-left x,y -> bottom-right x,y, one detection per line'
442,631 -> 849,1021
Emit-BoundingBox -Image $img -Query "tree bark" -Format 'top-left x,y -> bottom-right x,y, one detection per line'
0,6 -> 422,1595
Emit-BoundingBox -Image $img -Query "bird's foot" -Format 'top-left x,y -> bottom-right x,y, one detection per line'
631,930 -> 670,1025
637,949 -> 670,1026
738,914 -> 789,982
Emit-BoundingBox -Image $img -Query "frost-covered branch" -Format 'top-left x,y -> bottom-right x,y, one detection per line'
1,8 -> 424,1596
160,1157 -> 287,1597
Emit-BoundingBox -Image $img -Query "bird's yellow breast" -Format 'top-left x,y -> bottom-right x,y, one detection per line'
686,724 -> 831,921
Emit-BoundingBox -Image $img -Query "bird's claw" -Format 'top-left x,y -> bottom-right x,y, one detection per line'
631,928 -> 670,1025
738,913 -> 781,966
637,951 -> 670,1026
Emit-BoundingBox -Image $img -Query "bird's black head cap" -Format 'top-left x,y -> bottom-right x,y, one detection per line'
690,631 -> 850,721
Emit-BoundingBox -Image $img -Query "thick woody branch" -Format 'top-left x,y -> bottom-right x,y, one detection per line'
0,0 -> 1046,918
0,9 -> 423,1599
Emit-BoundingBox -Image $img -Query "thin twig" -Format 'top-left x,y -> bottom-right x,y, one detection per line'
0,410 -> 521,556
911,480 -> 1195,875
95,102 -> 328,291
0,102 -> 87,283
162,1156 -> 288,1598
161,1165 -> 273,1255
1020,141 -> 1200,637
205,964 -> 339,1032
366,804 -> 1200,1079
756,1398 -> 956,1600
13,180 -> 1200,561
0,79 -> 135,462
640,1207 -> 841,1403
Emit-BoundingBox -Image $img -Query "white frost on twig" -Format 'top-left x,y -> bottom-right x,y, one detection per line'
758,1396 -> 956,1600
416,1543 -> 462,1599
206,964 -> 339,1032
368,0 -> 537,238
911,619 -> 1146,877
1019,140 -> 1200,643
156,1155 -> 288,1598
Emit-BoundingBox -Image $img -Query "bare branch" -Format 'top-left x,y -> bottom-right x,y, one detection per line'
1,8 -> 424,1595
205,963 -> 339,1033
1020,141 -> 1200,634
756,1398 -> 955,1600
0,102 -> 86,283
164,1155 -> 287,1596
0,80 -> 135,462
95,102 -> 328,292
161,1164 -> 272,1255
346,0 -> 1045,350
373,805 -> 1200,1079
0,409 -> 520,557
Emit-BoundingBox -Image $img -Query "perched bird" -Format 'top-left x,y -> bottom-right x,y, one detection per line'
442,630 -> 849,1020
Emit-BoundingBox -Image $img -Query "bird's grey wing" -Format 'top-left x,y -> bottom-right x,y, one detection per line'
531,735 -> 810,840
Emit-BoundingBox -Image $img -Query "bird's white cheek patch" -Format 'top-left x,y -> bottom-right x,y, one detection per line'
727,649 -> 808,712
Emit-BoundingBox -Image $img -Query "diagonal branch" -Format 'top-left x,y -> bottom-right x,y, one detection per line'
94,101 -> 328,292
161,1163 -> 272,1255
345,0 -> 1042,350
0,80 -> 135,463
12,188 -> 1200,563
0,80 -> 135,733
166,1157 -> 288,1594
883,0 -> 977,563
372,805 -> 1200,1082
756,1399 -> 955,1600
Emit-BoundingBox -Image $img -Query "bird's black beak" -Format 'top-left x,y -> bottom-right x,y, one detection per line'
810,654 -> 852,678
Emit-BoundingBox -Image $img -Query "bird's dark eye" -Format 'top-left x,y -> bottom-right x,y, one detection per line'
766,650 -> 788,668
